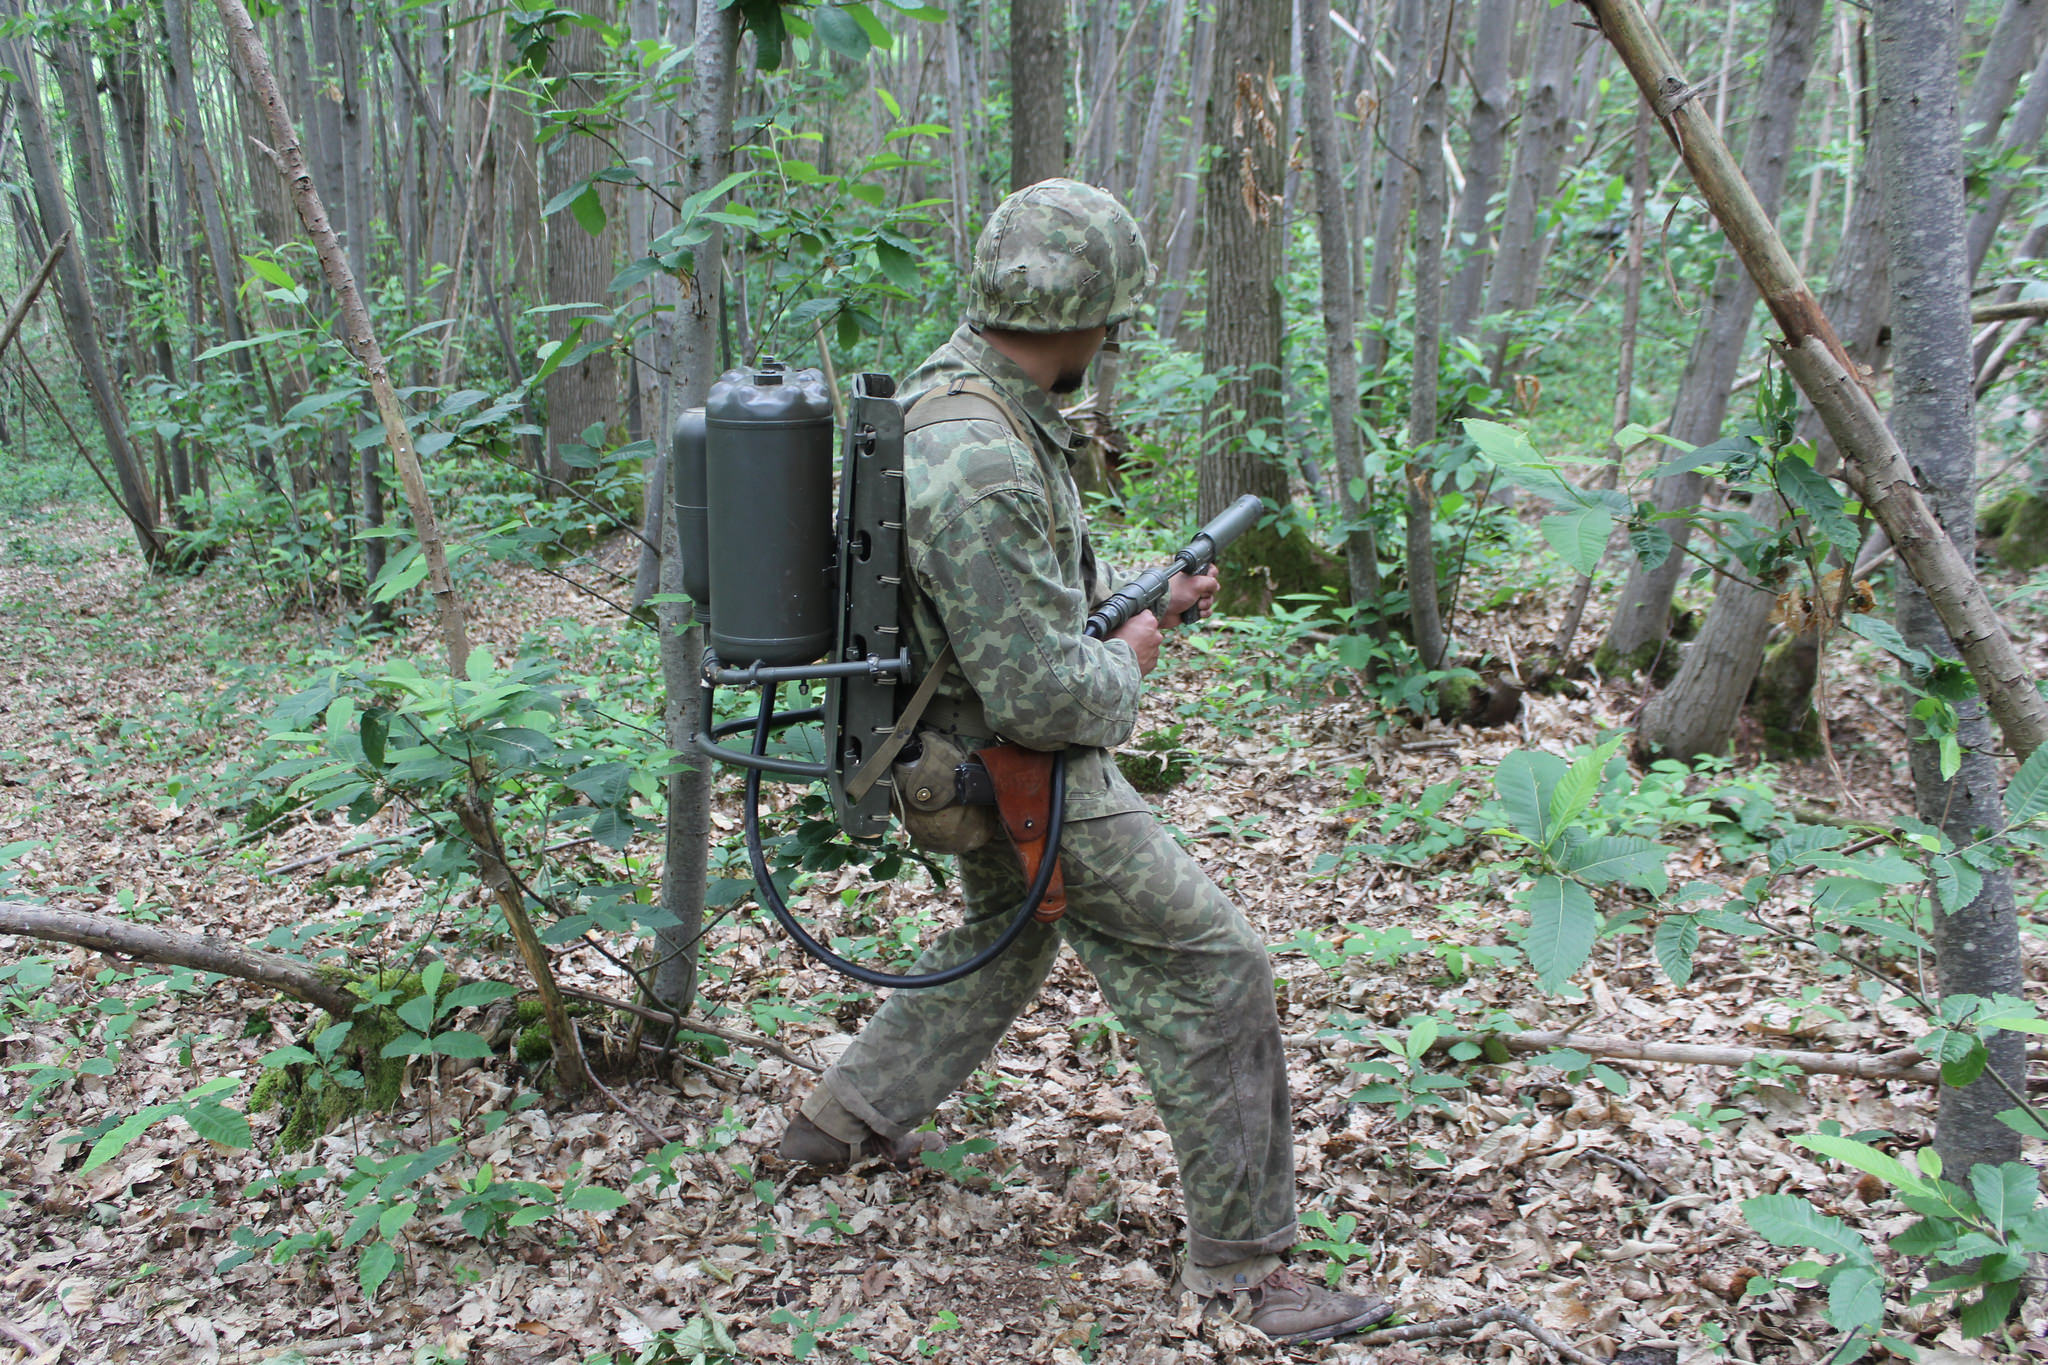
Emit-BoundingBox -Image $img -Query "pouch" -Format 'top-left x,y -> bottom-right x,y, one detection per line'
890,731 -> 998,854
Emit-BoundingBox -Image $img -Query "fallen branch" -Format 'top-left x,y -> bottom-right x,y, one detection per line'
568,1019 -> 675,1147
0,1317 -> 55,1362
1971,298 -> 2048,324
1289,1024 -> 1961,1087
0,230 -> 69,363
1338,1305 -> 1606,1365
0,902 -> 359,1017
556,984 -> 823,1072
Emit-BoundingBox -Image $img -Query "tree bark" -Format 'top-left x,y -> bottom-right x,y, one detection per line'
650,0 -> 736,1020
1300,0 -> 1382,618
1641,126 -> 1891,761
1478,0 -> 1577,384
1963,39 -> 2048,283
1446,0 -> 1515,341
0,22 -> 163,562
1959,0 -> 2048,146
1197,0 -> 1292,555
1130,0 -> 1188,229
1597,0 -> 1824,671
1360,0 -> 1431,387
543,3 -> 621,487
1406,61 -> 1451,668
1153,7 -> 1216,342
1579,0 -> 2048,760
1872,0 -> 2023,1180
0,903 -> 361,1018
1009,0 -> 1068,188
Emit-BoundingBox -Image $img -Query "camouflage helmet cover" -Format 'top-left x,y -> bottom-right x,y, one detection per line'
964,178 -> 1152,333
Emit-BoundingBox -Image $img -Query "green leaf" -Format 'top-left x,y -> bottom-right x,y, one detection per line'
1653,916 -> 1698,987
1825,1264 -> 1885,1334
1541,507 -> 1612,577
1939,1031 -> 1990,1088
241,254 -> 297,291
1843,613 -> 1930,671
2007,742 -> 2048,824
565,1185 -> 630,1212
432,1032 -> 495,1060
359,708 -> 390,769
1794,1134 -> 1921,1193
357,1240 -> 397,1300
1743,1194 -> 1869,1259
440,980 -> 518,1011
380,1032 -> 431,1059
1522,876 -> 1597,992
379,1200 -> 417,1241
1628,524 -> 1672,569
1549,737 -> 1624,835
1889,1216 -> 1955,1257
1564,834 -> 1667,886
1997,1106 -> 2048,1139
812,5 -> 870,58
508,1204 -> 555,1228
1970,1163 -> 2038,1230
184,1102 -> 252,1149
1774,454 -> 1861,552
874,240 -> 920,292
570,185 -> 607,236
83,1109 -> 163,1172
261,1044 -> 319,1068
1959,1277 -> 2022,1338
1493,750 -> 1565,845
397,994 -> 436,1034
1933,854 -> 1985,913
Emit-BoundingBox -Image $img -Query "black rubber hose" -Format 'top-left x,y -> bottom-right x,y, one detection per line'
744,684 -> 1064,988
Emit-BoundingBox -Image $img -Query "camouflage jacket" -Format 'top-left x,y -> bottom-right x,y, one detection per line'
899,325 -> 1151,823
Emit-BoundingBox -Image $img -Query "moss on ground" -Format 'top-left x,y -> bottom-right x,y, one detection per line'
250,969 -> 425,1153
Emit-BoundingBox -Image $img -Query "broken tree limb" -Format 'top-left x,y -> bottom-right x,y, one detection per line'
1578,0 -> 2048,764
0,902 -> 359,1018
1971,298 -> 2048,324
213,0 -> 470,676
1338,1305 -> 1607,1365
1288,1024 -> 1968,1087
0,230 -> 69,363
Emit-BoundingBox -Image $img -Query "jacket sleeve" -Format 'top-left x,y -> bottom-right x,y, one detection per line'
914,482 -> 1142,750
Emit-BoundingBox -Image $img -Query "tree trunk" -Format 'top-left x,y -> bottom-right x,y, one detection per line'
1446,0 -> 1515,341
1153,7 -> 1216,342
1597,0 -> 1823,673
1477,0 -> 1577,385
1,23 -> 163,562
1963,39 -> 2048,283
543,3 -> 620,487
1873,0 -> 2023,1181
1642,129 -> 1891,762
1197,0 -> 1294,603
164,0 -> 258,402
1580,0 -> 2048,761
1406,62 -> 1451,669
1130,0 -> 1188,229
650,0 -> 735,1020
1300,0 -> 1382,617
1009,0 -> 1068,188
1959,0 -> 2048,146
1359,0 -> 1430,386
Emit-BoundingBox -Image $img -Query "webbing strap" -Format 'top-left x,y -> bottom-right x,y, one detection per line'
843,641 -> 953,802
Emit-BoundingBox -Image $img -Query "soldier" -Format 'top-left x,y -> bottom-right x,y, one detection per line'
778,179 -> 1393,1344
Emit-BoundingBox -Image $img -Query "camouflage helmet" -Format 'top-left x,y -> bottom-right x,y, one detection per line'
964,179 -> 1152,333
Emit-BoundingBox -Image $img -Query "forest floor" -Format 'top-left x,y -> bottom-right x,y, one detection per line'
1,507 -> 2045,1365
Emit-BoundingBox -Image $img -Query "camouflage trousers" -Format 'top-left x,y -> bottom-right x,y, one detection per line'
804,809 -> 1298,1265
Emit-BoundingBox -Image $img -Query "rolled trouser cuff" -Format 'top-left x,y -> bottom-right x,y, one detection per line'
1187,1218 -> 1297,1267
816,1066 -> 914,1142
1179,1252 -> 1283,1297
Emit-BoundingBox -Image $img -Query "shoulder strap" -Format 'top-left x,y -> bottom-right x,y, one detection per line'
843,641 -> 954,802
903,376 -> 1029,445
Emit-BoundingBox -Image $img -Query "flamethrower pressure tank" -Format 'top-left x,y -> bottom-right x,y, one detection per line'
703,361 -> 837,666
671,407 -> 711,610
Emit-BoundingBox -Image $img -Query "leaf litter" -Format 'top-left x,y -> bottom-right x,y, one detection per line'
0,516 -> 2042,1363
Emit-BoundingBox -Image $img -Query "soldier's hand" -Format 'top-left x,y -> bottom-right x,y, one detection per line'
1110,610 -> 1164,675
1160,569 -> 1220,628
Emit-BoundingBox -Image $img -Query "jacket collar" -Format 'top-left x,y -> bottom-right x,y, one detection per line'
946,324 -> 1082,454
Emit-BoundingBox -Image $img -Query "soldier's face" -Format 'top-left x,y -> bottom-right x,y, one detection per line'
1050,325 -> 1110,394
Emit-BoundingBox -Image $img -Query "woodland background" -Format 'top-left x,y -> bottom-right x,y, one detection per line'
1,0 -> 2047,1360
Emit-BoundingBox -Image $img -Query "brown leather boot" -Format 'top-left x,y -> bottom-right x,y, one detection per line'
1179,1265 -> 1394,1345
777,1109 -> 947,1171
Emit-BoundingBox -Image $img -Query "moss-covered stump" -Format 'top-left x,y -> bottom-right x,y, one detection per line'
1214,523 -> 1346,617
1116,727 -> 1197,794
1987,490 -> 2048,571
250,968 -> 421,1153
1593,637 -> 1680,686
1752,629 -> 1823,759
